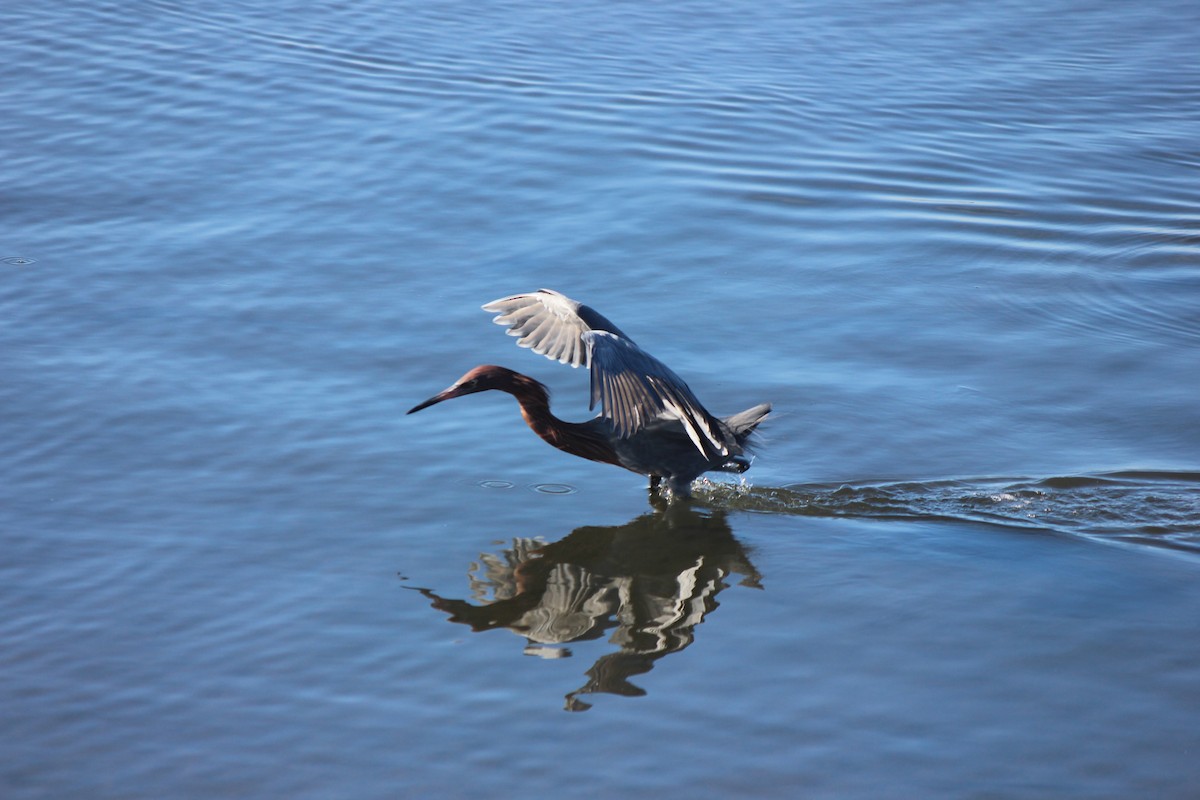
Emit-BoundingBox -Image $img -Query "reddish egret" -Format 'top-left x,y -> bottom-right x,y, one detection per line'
407,289 -> 770,498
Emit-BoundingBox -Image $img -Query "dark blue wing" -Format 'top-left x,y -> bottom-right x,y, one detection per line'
483,289 -> 730,460
583,330 -> 731,459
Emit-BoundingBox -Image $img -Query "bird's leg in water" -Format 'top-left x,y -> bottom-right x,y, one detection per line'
649,475 -> 662,492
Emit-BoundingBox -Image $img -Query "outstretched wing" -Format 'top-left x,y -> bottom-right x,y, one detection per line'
482,288 -> 632,368
484,289 -> 729,459
584,330 -> 731,459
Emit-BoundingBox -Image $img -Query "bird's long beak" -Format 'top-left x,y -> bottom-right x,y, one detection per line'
407,382 -> 469,414
407,386 -> 457,414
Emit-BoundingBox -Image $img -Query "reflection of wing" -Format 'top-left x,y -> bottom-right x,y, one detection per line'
482,288 -> 631,368
585,331 -> 730,458
413,508 -> 758,711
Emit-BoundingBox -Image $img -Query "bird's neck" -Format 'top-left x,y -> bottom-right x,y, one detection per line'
506,378 -> 621,467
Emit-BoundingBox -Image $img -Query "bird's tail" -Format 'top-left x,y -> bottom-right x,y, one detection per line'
723,403 -> 771,447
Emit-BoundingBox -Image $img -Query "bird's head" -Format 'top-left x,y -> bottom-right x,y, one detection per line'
407,365 -> 525,414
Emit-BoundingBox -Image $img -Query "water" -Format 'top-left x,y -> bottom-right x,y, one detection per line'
3,0 -> 1199,796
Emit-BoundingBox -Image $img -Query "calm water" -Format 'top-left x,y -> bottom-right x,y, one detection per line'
3,0 -> 1199,797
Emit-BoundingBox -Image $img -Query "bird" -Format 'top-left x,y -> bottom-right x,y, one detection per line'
407,289 -> 770,498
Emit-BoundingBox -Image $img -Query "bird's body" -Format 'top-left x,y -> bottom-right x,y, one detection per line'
407,290 -> 770,498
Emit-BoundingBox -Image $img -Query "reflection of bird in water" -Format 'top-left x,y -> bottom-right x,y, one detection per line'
407,289 -> 770,498
411,506 -> 761,711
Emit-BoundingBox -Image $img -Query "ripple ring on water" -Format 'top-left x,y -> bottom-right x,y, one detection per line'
532,483 -> 577,495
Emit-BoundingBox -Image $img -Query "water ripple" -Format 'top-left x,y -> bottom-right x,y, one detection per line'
982,227 -> 1200,346
698,471 -> 1200,557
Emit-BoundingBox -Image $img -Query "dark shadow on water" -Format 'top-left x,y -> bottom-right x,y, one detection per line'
404,472 -> 1197,711
407,505 -> 760,711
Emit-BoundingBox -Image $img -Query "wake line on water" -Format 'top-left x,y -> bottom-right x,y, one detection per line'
696,471 -> 1200,557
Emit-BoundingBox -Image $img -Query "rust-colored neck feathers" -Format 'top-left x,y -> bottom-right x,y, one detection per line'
500,372 -> 622,468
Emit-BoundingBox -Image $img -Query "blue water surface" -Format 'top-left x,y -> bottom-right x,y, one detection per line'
3,1 -> 1199,797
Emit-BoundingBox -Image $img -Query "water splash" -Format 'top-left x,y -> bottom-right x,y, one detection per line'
695,471 -> 1200,556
